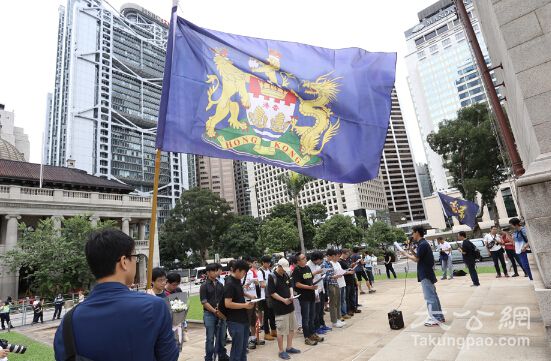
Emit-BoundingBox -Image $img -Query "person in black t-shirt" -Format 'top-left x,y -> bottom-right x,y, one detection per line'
458,231 -> 480,287
339,249 -> 360,316
401,226 -> 445,327
222,260 -> 254,361
384,250 -> 397,279
292,253 -> 322,346
267,258 -> 301,360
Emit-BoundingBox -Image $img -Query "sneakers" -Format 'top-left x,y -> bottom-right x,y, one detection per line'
311,334 -> 324,342
315,328 -> 327,334
342,314 -> 351,319
424,320 -> 440,327
441,276 -> 447,280
256,339 -> 266,346
360,291 -> 366,295
354,309 -> 362,313
297,327 -> 303,334
504,274 -> 510,277
333,320 -> 346,328
512,274 -> 519,277
369,289 -> 376,293
305,337 -> 318,346
264,334 -> 275,341
496,275 -> 502,278
286,347 -> 301,354
321,325 -> 332,331
279,351 -> 291,360
248,340 -> 257,350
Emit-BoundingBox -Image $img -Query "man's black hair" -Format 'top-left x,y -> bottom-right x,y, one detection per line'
167,272 -> 181,284
243,256 -> 253,263
228,260 -> 236,270
85,229 -> 135,280
509,217 -> 521,226
490,225 -> 498,230
206,263 -> 221,272
412,225 -> 426,237
458,231 -> 467,238
261,255 -> 272,264
310,251 -> 324,261
152,267 -> 167,281
232,259 -> 250,273
352,246 -> 360,253
326,249 -> 337,256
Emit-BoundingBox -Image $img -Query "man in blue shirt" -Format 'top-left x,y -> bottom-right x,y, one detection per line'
401,226 -> 445,327
54,229 -> 179,361
509,218 -> 533,280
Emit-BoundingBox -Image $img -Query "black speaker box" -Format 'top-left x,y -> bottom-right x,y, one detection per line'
388,309 -> 404,330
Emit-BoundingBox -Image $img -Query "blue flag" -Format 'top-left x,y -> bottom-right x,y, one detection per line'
438,192 -> 480,229
156,8 -> 396,183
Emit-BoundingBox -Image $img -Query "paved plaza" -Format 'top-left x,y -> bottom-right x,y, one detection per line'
13,272 -> 550,361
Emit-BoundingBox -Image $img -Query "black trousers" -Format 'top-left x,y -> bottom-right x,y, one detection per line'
385,264 -> 397,279
491,250 -> 508,276
53,304 -> 63,319
262,304 -> 276,334
33,311 -> 43,324
505,248 -> 525,275
0,313 -> 10,329
314,291 -> 326,330
466,261 -> 480,286
345,284 -> 356,313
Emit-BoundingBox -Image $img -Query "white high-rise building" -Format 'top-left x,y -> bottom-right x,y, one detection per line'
247,162 -> 388,219
0,104 -> 30,161
404,0 -> 492,191
46,1 -> 189,222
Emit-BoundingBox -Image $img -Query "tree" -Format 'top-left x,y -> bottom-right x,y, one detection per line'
160,188 -> 233,265
365,221 -> 407,248
2,216 -> 115,296
259,218 -> 299,254
304,203 -> 328,226
219,216 -> 263,259
427,103 -> 508,224
313,214 -> 363,249
276,172 -> 315,254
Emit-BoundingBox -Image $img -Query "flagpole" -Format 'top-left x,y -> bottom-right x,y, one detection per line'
39,131 -> 45,189
146,148 -> 162,290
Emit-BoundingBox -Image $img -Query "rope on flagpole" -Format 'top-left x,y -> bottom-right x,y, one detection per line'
146,148 -> 162,290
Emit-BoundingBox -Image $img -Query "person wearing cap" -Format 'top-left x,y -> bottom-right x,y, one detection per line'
267,258 -> 301,360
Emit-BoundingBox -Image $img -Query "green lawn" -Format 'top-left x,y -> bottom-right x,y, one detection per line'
372,265 -> 497,280
187,294 -> 203,321
0,332 -> 54,361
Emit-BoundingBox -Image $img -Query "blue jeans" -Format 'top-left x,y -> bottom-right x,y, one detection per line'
204,312 -> 228,361
441,256 -> 453,279
227,321 -> 249,361
299,299 -> 316,338
518,252 -> 533,280
340,287 -> 347,316
420,279 -> 444,322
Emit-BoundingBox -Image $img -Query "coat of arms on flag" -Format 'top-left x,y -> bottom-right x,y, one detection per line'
203,48 -> 341,168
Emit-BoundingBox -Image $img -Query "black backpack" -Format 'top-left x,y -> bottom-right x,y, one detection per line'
62,305 -> 95,361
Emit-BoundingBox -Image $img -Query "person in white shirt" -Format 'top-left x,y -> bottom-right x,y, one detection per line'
483,225 -> 509,278
437,237 -> 453,280
243,257 -> 264,349
306,252 -> 330,334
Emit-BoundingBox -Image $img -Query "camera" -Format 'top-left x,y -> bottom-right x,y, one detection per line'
0,339 -> 27,354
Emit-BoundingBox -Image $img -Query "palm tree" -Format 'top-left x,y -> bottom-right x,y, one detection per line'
277,171 -> 314,254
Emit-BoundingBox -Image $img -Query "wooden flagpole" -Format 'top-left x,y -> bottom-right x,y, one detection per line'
146,148 -> 162,290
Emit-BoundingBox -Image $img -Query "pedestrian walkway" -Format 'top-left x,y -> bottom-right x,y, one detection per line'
7,273 -> 550,360
177,273 -> 550,361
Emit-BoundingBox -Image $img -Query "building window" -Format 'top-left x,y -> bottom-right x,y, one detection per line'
415,37 -> 425,46
429,44 -> 438,54
424,31 -> 436,41
442,38 -> 451,47
501,187 -> 518,217
456,31 -> 465,40
417,50 -> 425,59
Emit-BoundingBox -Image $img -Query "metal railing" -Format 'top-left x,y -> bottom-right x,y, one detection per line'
5,294 -> 84,327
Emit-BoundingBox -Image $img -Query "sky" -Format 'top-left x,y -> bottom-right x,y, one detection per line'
0,0 -> 436,164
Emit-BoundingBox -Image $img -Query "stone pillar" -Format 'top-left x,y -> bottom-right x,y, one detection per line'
138,221 -> 146,240
121,217 -> 131,235
90,216 -> 100,228
2,215 -> 20,300
51,216 -> 63,230
5,215 -> 20,249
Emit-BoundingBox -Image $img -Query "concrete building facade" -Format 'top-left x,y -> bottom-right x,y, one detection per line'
0,104 -> 30,161
474,0 -> 551,340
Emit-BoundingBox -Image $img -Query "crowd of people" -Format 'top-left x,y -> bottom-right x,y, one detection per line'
198,247 -> 382,360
